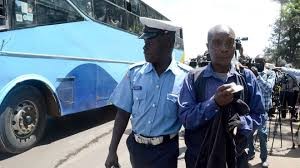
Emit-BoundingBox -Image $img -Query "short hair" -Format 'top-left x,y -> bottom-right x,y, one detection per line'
207,25 -> 235,42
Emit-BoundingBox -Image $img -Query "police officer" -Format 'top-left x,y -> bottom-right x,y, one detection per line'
105,17 -> 190,168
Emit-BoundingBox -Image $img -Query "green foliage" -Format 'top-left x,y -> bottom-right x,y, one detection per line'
265,0 -> 300,67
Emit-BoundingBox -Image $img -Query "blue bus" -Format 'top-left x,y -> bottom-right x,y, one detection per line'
0,0 -> 184,153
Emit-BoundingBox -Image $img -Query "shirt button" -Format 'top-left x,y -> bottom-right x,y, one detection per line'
148,121 -> 151,124
152,104 -> 156,107
156,85 -> 159,89
215,109 -> 218,112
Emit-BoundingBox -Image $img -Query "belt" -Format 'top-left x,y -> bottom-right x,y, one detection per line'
133,133 -> 177,145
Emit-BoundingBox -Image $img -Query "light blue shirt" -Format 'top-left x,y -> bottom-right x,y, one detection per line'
110,59 -> 190,136
257,69 -> 276,111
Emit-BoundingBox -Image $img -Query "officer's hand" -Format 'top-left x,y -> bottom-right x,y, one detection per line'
214,84 -> 234,106
250,66 -> 259,77
105,151 -> 119,168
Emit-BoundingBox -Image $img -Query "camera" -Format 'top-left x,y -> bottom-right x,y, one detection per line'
197,52 -> 210,67
235,39 -> 242,50
235,37 -> 248,50
189,58 -> 197,68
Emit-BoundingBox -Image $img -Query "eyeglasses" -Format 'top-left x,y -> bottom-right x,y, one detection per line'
211,38 -> 235,49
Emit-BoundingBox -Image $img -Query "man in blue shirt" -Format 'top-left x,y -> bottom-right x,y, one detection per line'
248,55 -> 276,168
178,25 -> 265,168
105,17 -> 190,168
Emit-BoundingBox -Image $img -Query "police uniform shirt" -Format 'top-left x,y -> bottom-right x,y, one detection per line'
110,59 -> 190,137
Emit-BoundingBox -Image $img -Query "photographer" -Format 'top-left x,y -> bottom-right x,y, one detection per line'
275,64 -> 299,120
248,55 -> 276,168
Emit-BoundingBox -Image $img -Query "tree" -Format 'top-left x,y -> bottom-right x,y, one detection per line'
265,0 -> 300,67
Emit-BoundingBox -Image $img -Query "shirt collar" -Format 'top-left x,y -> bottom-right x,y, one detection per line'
203,63 -> 240,77
142,58 -> 181,75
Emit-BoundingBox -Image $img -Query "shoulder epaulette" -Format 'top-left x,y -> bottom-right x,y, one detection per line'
128,61 -> 146,70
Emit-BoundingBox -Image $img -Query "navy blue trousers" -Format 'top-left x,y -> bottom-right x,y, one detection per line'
185,149 -> 249,168
126,133 -> 179,168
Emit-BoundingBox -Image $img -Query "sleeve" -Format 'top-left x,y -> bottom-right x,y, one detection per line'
109,71 -> 133,113
178,72 -> 220,130
239,69 -> 265,136
256,70 -> 276,93
282,67 -> 300,77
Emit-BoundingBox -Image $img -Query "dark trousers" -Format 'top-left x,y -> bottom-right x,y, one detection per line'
237,151 -> 249,168
126,133 -> 179,168
185,149 -> 249,168
280,91 -> 298,118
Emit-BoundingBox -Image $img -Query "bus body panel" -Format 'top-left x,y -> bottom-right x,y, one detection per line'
0,73 -> 58,107
0,20 -> 146,115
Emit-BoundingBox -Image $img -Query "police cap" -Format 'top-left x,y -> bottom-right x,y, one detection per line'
139,17 -> 181,40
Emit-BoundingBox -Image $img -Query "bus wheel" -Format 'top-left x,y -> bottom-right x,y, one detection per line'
0,85 -> 47,153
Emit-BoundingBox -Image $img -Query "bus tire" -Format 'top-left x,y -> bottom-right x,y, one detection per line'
0,85 -> 47,154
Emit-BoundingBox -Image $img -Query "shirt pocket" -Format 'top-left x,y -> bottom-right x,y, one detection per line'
132,91 -> 146,116
166,93 -> 178,118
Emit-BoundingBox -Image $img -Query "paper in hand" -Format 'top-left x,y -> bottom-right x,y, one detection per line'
229,82 -> 244,93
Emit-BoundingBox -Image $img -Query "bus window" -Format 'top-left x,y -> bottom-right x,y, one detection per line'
13,0 -> 35,28
71,0 -> 94,17
115,0 -> 124,8
35,0 -> 84,26
125,0 -> 130,12
107,0 -> 115,4
127,12 -> 142,34
0,0 -> 8,29
105,2 -> 127,29
0,0 -> 5,18
94,0 -> 107,22
130,0 -> 140,15
175,36 -> 184,50
107,0 -> 124,8
94,0 -> 128,30
139,2 -> 147,17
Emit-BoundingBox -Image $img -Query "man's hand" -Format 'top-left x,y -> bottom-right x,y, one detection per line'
105,151 -> 119,168
250,66 -> 259,77
214,84 -> 234,106
235,62 -> 248,71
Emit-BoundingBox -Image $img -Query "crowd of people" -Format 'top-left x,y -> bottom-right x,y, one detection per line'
104,16 -> 300,168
